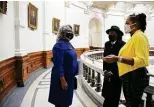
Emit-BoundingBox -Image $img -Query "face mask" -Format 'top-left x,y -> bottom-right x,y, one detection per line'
109,35 -> 116,42
124,23 -> 136,34
65,33 -> 74,41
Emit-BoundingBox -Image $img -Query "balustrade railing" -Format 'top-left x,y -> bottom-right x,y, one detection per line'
80,49 -> 104,103
80,49 -> 154,107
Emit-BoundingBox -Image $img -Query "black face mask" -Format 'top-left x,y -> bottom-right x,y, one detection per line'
109,35 -> 116,42
65,33 -> 74,41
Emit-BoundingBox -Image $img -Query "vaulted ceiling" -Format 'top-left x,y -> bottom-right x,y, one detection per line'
66,1 -> 154,20
79,1 -> 154,19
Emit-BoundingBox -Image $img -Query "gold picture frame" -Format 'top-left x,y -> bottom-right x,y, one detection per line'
73,24 -> 80,36
52,18 -> 60,34
28,3 -> 38,30
0,1 -> 7,14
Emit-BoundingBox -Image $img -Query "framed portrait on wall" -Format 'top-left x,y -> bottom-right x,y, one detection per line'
73,24 -> 80,36
0,1 -> 7,14
52,18 -> 60,34
28,3 -> 38,30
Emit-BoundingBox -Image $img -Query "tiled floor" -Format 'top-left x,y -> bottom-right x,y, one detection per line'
19,68 -> 128,107
0,68 -> 48,107
19,64 -> 154,107
20,69 -> 87,107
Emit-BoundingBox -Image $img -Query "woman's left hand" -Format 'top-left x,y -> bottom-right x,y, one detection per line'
103,55 -> 118,63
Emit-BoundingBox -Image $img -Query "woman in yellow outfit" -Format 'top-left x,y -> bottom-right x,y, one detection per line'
103,13 -> 149,107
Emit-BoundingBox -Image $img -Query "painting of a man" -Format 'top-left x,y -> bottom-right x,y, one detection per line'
30,10 -> 36,26
52,18 -> 60,34
28,3 -> 38,29
0,1 -> 7,14
0,2 -> 2,10
54,21 -> 58,32
75,26 -> 78,34
74,24 -> 80,35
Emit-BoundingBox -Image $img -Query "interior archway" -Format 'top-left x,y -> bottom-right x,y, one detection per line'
88,18 -> 102,49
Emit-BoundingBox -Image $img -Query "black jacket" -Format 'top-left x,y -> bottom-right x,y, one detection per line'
103,40 -> 125,78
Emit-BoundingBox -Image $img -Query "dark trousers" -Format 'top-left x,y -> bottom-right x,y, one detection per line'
102,77 -> 122,107
121,67 -> 149,107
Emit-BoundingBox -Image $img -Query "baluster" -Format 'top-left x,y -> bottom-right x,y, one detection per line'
83,64 -> 86,77
85,65 -> 88,80
95,72 -> 102,92
92,54 -> 94,59
98,54 -> 99,59
90,69 -> 95,87
100,53 -> 101,59
87,67 -> 91,83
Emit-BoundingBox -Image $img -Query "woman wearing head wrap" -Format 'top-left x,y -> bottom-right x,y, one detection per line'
48,25 -> 78,107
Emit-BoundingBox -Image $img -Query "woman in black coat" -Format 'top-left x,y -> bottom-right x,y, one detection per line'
102,26 -> 125,107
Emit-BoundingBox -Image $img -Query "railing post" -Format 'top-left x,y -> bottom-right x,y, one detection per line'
143,85 -> 154,107
95,72 -> 102,92
85,65 -> 88,80
83,64 -> 86,77
90,69 -> 95,87
87,67 -> 91,83
92,54 -> 94,59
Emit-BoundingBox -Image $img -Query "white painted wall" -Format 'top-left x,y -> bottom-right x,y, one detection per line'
66,4 -> 89,48
19,1 -> 44,53
145,18 -> 154,47
0,1 -> 15,61
1,1 -> 154,61
44,1 -> 65,51
104,14 -> 127,43
44,1 -> 104,49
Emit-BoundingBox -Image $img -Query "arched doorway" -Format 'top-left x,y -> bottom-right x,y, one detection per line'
88,18 -> 102,49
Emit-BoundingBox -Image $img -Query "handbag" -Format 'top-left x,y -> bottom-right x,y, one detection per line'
74,77 -> 77,90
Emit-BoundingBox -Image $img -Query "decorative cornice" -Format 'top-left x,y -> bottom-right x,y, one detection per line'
65,1 -> 105,15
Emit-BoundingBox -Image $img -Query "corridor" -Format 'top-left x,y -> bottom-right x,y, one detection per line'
1,1 -> 154,107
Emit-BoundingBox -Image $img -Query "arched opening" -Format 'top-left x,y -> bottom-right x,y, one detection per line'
88,18 -> 102,50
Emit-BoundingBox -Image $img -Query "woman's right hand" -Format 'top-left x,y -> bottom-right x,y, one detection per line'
60,76 -> 68,90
